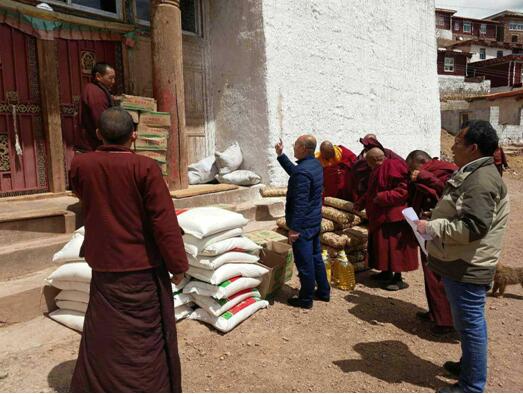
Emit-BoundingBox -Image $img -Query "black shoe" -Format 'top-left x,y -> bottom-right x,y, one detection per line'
287,297 -> 313,309
437,383 -> 462,393
314,292 -> 330,302
431,325 -> 455,336
416,311 -> 432,322
383,280 -> 409,291
443,360 -> 461,377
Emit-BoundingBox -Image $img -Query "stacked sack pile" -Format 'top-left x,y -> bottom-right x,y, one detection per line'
177,207 -> 269,333
44,227 -> 194,332
276,196 -> 368,277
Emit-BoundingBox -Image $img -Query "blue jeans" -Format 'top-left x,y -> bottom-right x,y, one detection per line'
443,277 -> 489,393
291,232 -> 330,303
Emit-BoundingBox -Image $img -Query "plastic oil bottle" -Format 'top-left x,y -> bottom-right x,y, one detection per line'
322,249 -> 332,283
330,251 -> 340,288
335,250 -> 356,291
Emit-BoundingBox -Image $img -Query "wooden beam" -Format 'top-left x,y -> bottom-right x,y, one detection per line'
37,39 -> 66,193
151,0 -> 188,190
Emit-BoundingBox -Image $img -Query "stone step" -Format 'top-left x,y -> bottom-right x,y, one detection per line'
0,234 -> 70,282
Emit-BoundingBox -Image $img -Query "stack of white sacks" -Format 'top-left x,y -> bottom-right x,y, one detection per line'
45,227 -> 194,332
178,207 -> 269,333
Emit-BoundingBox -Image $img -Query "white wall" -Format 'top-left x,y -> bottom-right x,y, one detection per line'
262,0 -> 441,185
469,45 -> 512,63
438,75 -> 491,100
208,0 -> 441,185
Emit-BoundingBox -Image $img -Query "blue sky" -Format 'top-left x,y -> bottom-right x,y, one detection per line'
435,0 -> 523,19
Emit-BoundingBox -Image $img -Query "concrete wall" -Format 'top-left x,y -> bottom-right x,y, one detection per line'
490,106 -> 523,143
438,75 -> 491,100
261,0 -> 441,185
207,0 -> 270,174
470,96 -> 523,125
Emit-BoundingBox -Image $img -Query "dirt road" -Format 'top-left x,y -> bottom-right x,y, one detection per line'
1,177 -> 522,393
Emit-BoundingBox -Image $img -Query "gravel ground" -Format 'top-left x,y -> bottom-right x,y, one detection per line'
0,176 -> 522,393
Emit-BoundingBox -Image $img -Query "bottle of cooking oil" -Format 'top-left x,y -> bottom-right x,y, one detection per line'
335,250 -> 356,291
322,249 -> 332,283
330,251 -> 340,287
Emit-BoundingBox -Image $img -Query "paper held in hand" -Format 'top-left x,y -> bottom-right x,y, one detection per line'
402,207 -> 432,256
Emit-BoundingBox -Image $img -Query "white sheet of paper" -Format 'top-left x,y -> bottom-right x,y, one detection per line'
402,207 -> 432,256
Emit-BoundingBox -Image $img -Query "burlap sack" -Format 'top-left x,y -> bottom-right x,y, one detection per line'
322,206 -> 358,225
347,251 -> 366,263
320,232 -> 348,250
276,217 -> 289,231
352,261 -> 368,272
343,225 -> 368,239
261,187 -> 287,197
324,197 -> 367,219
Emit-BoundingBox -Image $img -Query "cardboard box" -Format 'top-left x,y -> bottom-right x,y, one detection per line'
140,111 -> 171,127
121,94 -> 157,112
137,123 -> 169,137
135,135 -> 168,151
258,241 -> 294,300
126,109 -> 140,124
244,229 -> 288,247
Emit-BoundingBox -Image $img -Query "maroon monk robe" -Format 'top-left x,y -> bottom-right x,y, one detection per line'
77,82 -> 114,152
351,136 -> 405,202
69,144 -> 188,392
409,159 -> 457,328
357,158 -> 418,273
322,145 -> 357,199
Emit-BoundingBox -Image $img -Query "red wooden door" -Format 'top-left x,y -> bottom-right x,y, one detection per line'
0,23 -> 48,197
57,39 -> 124,171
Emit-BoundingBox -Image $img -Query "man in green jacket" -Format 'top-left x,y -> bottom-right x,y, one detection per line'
416,120 -> 509,393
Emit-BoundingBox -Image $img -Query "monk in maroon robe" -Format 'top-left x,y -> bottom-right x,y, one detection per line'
350,135 -> 405,202
407,150 -> 457,335
316,141 -> 357,199
355,147 -> 418,291
493,146 -> 508,177
76,63 -> 116,152
69,107 -> 188,392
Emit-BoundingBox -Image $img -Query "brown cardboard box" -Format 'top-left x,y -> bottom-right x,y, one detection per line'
258,241 -> 294,300
137,123 -> 169,137
121,94 -> 157,112
244,229 -> 288,247
126,109 -> 140,124
135,135 -> 168,151
140,111 -> 171,127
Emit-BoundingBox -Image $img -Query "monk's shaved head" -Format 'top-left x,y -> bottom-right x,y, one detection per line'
364,133 -> 377,140
320,140 -> 335,160
406,150 -> 431,171
99,107 -> 134,144
366,147 -> 385,169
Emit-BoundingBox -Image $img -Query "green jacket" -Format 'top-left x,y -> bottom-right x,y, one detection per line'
426,157 -> 509,285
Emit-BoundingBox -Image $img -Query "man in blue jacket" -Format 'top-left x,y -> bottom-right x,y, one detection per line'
275,135 -> 330,309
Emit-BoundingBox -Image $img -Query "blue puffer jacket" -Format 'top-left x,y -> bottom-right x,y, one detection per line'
277,154 -> 323,238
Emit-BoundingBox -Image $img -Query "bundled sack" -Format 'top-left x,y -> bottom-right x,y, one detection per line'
49,309 -> 85,332
188,155 -> 218,185
52,227 -> 85,263
187,252 -> 259,270
343,225 -> 369,239
175,303 -> 193,321
177,207 -> 248,239
187,264 -> 268,285
173,290 -> 193,308
46,262 -> 91,293
199,237 -> 261,257
183,276 -> 261,299
320,232 -> 348,250
323,197 -> 367,219
277,217 -> 342,234
184,228 -> 244,257
260,187 -> 287,197
189,296 -> 268,333
191,288 -> 261,317
215,141 -> 243,175
216,170 -> 261,186
55,300 -> 88,314
321,206 -> 361,226
55,290 -> 89,314
171,274 -> 191,293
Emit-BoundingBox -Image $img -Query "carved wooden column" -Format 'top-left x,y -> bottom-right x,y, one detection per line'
151,0 -> 188,190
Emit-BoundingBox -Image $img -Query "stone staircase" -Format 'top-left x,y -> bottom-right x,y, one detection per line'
0,187 -> 284,327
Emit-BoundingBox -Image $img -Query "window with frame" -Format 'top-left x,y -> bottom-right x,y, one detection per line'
497,50 -> 504,58
509,22 -> 523,31
454,21 -> 460,31
436,15 -> 445,27
135,0 -> 201,35
463,22 -> 472,33
444,57 -> 455,72
479,48 -> 486,60
480,24 -> 487,34
513,35 -> 519,43
49,0 -> 120,17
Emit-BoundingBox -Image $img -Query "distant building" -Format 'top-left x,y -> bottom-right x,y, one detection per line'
485,10 -> 523,44
468,55 -> 523,89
